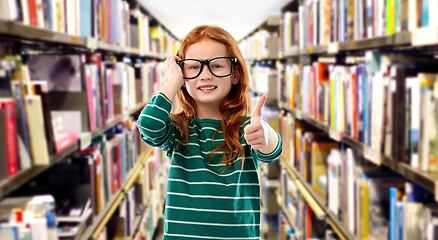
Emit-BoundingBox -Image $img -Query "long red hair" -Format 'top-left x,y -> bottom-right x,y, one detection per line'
171,25 -> 250,168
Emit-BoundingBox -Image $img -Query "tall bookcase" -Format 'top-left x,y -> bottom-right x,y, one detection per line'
247,0 -> 438,239
0,1 -> 176,239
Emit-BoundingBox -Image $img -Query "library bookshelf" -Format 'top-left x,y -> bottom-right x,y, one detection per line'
0,1 -> 176,239
246,0 -> 438,239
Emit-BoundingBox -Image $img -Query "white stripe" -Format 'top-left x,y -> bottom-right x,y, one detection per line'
166,205 -> 260,213
166,219 -> 260,227
173,152 -> 203,160
172,152 -> 250,166
205,157 -> 247,167
189,125 -> 222,132
167,192 -> 260,200
139,114 -> 166,125
146,132 -> 175,142
199,137 -> 224,142
157,92 -> 172,104
137,124 -> 166,133
147,104 -> 169,114
167,178 -> 259,187
170,165 -> 257,177
164,233 -> 259,239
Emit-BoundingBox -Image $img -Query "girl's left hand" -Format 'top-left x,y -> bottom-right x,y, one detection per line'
244,96 -> 278,154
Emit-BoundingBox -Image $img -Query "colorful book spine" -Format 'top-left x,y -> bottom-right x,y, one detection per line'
0,99 -> 19,177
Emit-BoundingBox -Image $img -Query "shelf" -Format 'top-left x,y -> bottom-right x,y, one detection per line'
280,157 -> 326,218
277,197 -> 296,230
280,101 -> 438,202
78,148 -> 153,240
0,20 -> 163,58
281,32 -> 412,58
277,196 -> 299,238
129,207 -> 147,239
129,196 -> 152,239
0,101 -> 148,200
280,157 -> 357,240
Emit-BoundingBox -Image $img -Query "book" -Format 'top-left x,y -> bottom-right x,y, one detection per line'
54,131 -> 79,153
0,0 -> 19,20
48,91 -> 91,133
79,0 -> 92,37
10,81 -> 32,170
0,109 -> 8,181
0,99 -> 19,177
32,81 -> 56,155
27,54 -> 85,92
25,95 -> 50,165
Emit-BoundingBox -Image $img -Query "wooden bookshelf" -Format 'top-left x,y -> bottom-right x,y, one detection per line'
0,20 -> 163,58
280,156 -> 357,240
279,101 -> 438,202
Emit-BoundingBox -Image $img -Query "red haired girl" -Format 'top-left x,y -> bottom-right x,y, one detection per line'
138,25 -> 282,239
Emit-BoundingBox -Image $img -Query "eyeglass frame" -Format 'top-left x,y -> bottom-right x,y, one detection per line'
176,57 -> 239,80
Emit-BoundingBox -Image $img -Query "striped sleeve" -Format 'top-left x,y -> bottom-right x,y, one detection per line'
137,92 -> 178,154
252,131 -> 282,163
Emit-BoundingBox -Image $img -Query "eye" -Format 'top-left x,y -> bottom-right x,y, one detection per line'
211,64 -> 224,69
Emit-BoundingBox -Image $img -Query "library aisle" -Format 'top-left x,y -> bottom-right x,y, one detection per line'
2,0 -> 438,240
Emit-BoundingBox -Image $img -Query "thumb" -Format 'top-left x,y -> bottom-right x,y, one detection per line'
251,95 -> 267,121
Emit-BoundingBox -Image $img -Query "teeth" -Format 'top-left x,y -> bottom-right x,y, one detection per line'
199,86 -> 216,90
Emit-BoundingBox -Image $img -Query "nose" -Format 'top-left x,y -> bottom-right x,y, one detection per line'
198,64 -> 212,79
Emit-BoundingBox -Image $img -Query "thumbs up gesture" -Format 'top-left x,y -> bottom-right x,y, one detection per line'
244,96 -> 279,154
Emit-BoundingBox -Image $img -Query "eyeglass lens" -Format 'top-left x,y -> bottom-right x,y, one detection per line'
180,58 -> 233,79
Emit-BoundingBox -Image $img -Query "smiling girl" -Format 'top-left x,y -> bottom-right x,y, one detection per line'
137,25 -> 282,239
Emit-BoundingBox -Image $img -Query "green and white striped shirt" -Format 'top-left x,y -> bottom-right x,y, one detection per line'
137,92 -> 282,240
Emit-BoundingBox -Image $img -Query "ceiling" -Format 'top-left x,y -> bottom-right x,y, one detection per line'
139,0 -> 287,41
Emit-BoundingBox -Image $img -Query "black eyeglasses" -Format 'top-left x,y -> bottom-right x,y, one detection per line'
176,57 -> 238,80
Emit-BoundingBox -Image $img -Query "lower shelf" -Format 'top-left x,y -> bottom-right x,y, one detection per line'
280,156 -> 357,240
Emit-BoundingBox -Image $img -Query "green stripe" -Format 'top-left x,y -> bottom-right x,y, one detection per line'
166,207 -> 260,224
166,180 -> 260,197
164,221 -> 260,238
165,195 -> 261,213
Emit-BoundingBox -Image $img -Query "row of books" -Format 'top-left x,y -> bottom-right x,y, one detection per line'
95,148 -> 169,240
279,51 -> 438,173
0,143 -> 166,239
280,0 -> 438,52
239,30 -> 280,60
277,212 -> 296,240
278,165 -> 335,240
0,0 -> 179,55
0,53 -> 164,181
248,62 -> 280,103
279,111 -> 438,239
4,117 -> 145,233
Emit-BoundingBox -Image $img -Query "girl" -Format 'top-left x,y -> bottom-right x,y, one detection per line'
137,25 -> 282,239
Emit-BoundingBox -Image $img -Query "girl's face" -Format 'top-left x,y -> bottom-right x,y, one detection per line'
183,38 -> 239,107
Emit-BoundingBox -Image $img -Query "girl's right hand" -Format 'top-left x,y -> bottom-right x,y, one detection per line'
163,56 -> 184,88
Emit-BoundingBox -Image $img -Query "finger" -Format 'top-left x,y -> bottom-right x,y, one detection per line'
244,131 -> 263,143
249,143 -> 265,150
244,124 -> 260,135
251,96 -> 267,119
